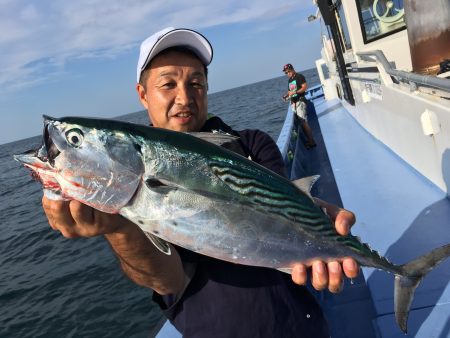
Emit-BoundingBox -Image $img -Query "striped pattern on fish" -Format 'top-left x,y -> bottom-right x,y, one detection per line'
14,115 -> 450,333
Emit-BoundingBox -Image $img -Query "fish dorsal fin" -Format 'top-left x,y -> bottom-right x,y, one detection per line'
292,175 -> 320,198
188,131 -> 239,146
144,231 -> 171,255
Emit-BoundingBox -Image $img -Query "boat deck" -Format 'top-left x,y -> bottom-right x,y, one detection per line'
307,97 -> 450,337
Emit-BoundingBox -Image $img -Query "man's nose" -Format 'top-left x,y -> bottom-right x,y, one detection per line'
175,85 -> 193,105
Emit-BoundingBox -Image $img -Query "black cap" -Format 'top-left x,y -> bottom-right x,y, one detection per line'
283,63 -> 293,72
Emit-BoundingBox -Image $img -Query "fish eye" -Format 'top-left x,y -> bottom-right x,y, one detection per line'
65,128 -> 84,147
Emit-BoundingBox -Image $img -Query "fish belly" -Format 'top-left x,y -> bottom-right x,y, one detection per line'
121,185 -> 345,269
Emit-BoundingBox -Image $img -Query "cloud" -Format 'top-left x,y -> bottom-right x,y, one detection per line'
0,0 -> 311,93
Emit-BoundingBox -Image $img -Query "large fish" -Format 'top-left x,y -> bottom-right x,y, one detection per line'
15,115 -> 450,333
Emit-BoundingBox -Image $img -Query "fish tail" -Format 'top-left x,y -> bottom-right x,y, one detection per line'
394,243 -> 450,333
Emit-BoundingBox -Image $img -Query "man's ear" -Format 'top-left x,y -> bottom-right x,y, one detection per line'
136,83 -> 149,110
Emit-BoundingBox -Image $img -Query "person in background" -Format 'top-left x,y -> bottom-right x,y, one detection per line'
283,63 -> 317,149
42,27 -> 359,338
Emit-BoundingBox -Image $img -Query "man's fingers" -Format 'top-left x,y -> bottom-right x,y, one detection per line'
311,261 -> 328,291
313,198 -> 356,236
327,261 -> 343,293
42,196 -> 74,229
342,258 -> 359,279
291,264 -> 308,285
42,197 -> 89,238
334,209 -> 356,236
291,259 -> 358,293
69,200 -> 94,226
42,195 -> 127,238
42,196 -> 58,228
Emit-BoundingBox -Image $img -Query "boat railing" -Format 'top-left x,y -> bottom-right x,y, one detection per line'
357,50 -> 450,92
305,84 -> 325,100
276,100 -> 295,161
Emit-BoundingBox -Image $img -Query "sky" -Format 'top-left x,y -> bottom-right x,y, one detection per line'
0,0 -> 324,145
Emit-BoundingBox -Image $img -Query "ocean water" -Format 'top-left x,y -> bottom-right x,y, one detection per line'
0,70 -> 319,338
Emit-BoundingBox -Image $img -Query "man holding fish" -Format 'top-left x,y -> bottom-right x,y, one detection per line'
41,27 -> 359,337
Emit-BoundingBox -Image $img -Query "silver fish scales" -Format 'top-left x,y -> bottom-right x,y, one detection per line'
15,115 -> 450,333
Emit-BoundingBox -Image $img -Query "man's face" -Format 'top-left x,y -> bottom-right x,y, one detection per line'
284,69 -> 294,77
137,50 -> 208,132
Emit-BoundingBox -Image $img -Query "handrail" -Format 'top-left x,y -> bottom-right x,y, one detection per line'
357,50 -> 450,92
276,102 -> 294,158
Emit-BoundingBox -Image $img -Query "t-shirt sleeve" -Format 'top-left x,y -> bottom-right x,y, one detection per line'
237,129 -> 288,178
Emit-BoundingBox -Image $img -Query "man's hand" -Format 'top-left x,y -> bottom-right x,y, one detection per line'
42,195 -> 186,293
42,195 -> 130,238
290,198 -> 359,293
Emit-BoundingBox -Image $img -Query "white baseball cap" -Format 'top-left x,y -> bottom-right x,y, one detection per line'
136,27 -> 213,82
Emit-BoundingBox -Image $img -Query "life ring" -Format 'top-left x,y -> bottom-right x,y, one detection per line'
373,0 -> 404,24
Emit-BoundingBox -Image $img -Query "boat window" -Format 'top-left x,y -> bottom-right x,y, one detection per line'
336,1 -> 352,50
355,0 -> 406,43
320,63 -> 330,79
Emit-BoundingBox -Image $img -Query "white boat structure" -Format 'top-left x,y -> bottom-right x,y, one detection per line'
279,0 -> 450,337
157,1 -> 450,337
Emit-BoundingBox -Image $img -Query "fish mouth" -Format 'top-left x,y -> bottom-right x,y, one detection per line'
14,116 -> 63,192
43,118 -> 60,166
13,145 -> 57,188
14,116 -> 60,167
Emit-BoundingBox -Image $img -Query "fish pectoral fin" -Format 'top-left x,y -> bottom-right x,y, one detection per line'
143,231 -> 171,255
292,175 -> 320,197
187,131 -> 239,146
277,267 -> 292,274
144,177 -> 179,194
